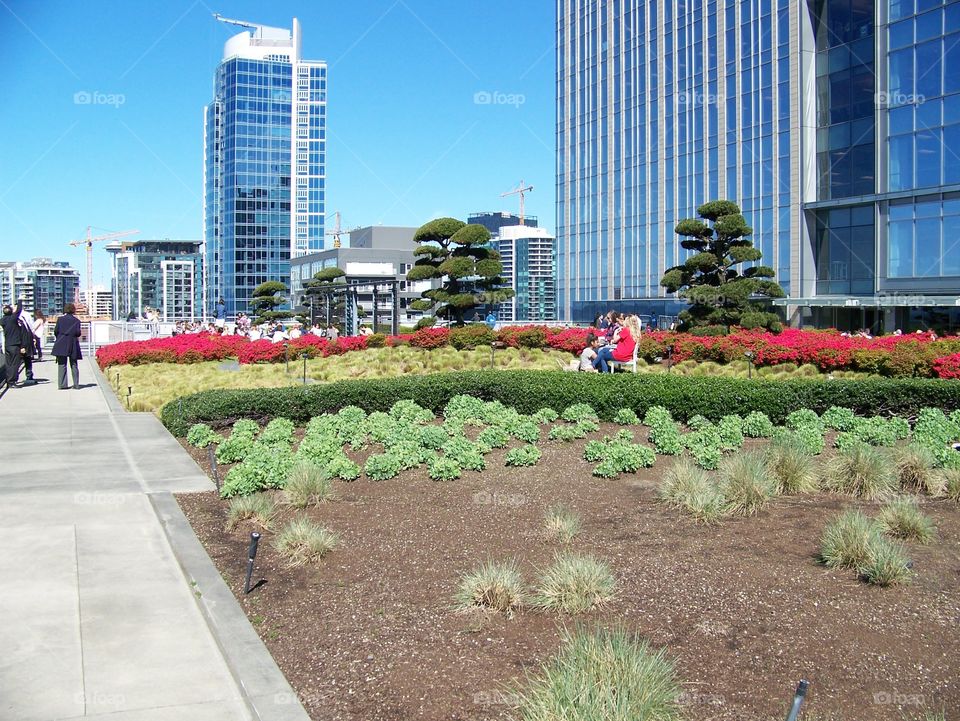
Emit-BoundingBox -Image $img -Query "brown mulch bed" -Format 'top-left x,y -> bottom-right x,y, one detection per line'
177,428 -> 960,720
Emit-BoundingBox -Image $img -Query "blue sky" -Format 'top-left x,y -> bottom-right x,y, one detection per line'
0,0 -> 556,288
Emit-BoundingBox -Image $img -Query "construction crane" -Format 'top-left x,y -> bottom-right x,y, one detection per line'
212,13 -> 259,30
325,211 -> 346,249
69,227 -> 140,302
501,180 -> 534,226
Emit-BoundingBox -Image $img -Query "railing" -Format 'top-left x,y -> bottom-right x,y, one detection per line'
82,321 -> 177,355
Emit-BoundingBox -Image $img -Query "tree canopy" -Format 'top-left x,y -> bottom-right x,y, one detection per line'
406,217 -> 515,326
250,280 -> 289,323
660,200 -> 785,332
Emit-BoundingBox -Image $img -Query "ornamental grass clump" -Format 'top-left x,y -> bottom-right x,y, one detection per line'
877,497 -> 936,544
225,492 -> 276,531
944,469 -> 960,502
894,444 -> 944,495
657,457 -> 725,523
187,423 -> 220,448
274,516 -> 338,566
284,460 -> 334,507
454,559 -> 525,614
824,445 -> 897,500
512,626 -> 682,721
718,451 -> 778,516
544,505 -> 581,544
859,536 -> 912,587
767,436 -> 819,494
532,552 -> 617,614
819,510 -> 881,572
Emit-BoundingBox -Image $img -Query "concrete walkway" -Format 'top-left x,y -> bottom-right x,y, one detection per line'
0,358 -> 303,721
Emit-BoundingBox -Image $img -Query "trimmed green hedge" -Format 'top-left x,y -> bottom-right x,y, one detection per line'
159,371 -> 960,437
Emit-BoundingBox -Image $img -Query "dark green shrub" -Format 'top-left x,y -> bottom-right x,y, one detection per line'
161,372 -> 960,437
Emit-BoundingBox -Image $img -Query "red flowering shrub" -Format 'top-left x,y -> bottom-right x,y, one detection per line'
96,323 -> 960,377
410,327 -> 450,349
933,352 -> 960,379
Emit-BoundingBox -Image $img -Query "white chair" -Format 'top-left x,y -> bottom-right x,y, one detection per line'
607,341 -> 639,373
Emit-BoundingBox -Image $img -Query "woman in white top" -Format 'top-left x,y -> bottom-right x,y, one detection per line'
31,312 -> 47,361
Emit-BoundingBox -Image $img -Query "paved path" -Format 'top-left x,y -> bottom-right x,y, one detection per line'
0,358 -> 266,720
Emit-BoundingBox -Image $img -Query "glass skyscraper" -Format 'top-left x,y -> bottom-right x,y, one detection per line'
557,1 -> 960,332
204,17 -> 326,320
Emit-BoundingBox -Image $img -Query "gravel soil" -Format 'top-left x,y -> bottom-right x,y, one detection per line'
177,427 -> 960,721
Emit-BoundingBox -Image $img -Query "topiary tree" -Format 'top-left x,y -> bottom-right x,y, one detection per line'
251,280 -> 288,323
301,267 -> 346,326
660,200 -> 785,332
406,217 -> 515,326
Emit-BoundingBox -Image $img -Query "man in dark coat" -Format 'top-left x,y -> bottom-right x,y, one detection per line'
1,299 -> 30,387
52,303 -> 83,390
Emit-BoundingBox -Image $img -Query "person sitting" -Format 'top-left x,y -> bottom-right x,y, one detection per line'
579,333 -> 602,372
593,314 -> 640,373
288,324 -> 302,340
602,312 -> 623,344
271,325 -> 289,343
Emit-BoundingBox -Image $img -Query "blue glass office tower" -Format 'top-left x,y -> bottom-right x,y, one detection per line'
557,1 -> 960,332
204,18 -> 326,320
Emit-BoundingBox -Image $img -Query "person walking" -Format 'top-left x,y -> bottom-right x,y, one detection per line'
52,302 -> 83,390
1,299 -> 29,388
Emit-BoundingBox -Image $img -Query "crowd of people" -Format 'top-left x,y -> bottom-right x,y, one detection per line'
171,314 -> 344,343
576,310 -> 643,373
1,300 -> 83,390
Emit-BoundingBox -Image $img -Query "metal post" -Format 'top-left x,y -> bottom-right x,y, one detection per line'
490,343 -> 495,369
126,386 -> 132,409
244,532 -> 261,594
666,346 -> 672,373
784,680 -> 809,721
302,352 -> 307,385
284,342 -> 290,374
372,287 -> 379,333
391,280 -> 400,336
207,444 -> 220,493
745,351 -> 754,379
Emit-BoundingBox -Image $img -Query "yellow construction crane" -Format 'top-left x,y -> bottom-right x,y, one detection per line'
69,226 -> 140,301
325,211 -> 346,249
501,179 -> 534,226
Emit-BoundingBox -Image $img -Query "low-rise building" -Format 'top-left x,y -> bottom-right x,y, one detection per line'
106,240 -> 203,321
290,225 -> 433,331
0,258 -> 80,315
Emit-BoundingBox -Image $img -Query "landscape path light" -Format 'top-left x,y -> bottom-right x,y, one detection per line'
745,350 -> 755,379
784,680 -> 809,721
244,532 -> 261,594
